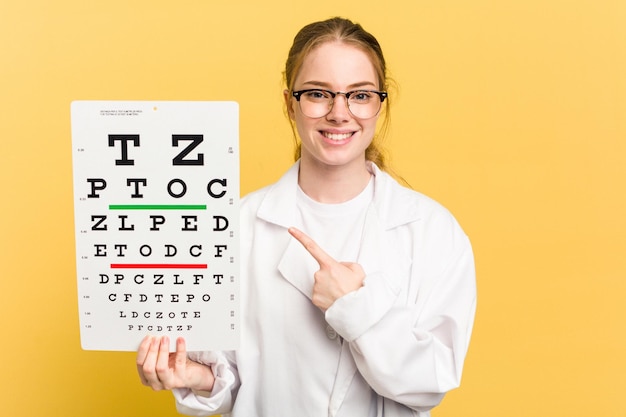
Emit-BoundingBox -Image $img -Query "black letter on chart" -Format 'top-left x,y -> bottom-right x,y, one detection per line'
91,215 -> 108,231
109,134 -> 140,166
172,135 -> 204,166
87,178 -> 107,198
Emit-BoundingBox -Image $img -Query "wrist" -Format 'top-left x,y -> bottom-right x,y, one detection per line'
187,360 -> 216,393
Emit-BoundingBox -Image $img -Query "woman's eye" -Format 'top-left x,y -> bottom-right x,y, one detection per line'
351,91 -> 372,102
304,90 -> 328,100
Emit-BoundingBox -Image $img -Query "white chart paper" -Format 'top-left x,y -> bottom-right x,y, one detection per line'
71,101 -> 240,351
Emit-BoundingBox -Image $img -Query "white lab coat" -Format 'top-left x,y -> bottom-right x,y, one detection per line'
173,161 -> 476,417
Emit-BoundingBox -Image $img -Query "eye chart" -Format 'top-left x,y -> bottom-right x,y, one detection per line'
71,101 -> 239,352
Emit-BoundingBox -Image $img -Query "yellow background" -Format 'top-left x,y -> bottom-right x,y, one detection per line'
1,0 -> 624,416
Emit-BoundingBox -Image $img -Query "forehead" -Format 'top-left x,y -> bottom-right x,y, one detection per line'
295,41 -> 378,89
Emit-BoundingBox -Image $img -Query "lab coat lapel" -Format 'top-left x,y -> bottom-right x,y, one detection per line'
255,161 -> 317,300
356,167 -> 417,292
277,237 -> 317,301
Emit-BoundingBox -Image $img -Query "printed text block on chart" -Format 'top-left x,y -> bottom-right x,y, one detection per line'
71,101 -> 240,352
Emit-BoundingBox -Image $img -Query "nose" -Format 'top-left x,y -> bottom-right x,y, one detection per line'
326,94 -> 351,122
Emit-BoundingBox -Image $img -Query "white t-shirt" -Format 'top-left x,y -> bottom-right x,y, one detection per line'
295,176 -> 374,263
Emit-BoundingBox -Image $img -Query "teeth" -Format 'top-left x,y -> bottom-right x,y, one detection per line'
323,132 -> 352,140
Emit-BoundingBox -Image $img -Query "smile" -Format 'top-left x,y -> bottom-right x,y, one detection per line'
322,131 -> 354,141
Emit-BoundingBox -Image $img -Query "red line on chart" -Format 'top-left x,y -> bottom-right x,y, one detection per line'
110,264 -> 207,269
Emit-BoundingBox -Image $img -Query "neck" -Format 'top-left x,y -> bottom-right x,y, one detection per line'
298,158 -> 371,204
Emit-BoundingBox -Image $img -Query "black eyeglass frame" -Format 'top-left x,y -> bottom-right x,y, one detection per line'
291,88 -> 388,119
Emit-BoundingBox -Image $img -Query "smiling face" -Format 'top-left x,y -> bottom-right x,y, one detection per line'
285,41 -> 381,173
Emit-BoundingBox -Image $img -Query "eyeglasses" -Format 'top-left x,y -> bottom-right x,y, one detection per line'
292,89 -> 388,119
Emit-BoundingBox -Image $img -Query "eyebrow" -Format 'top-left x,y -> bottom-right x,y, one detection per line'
299,80 -> 379,90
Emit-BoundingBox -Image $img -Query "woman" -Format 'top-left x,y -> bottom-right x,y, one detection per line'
137,17 -> 476,417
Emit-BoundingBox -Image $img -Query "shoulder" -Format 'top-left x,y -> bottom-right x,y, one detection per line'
241,183 -> 273,210
239,162 -> 300,228
239,183 -> 276,231
372,167 -> 471,259
373,166 -> 462,228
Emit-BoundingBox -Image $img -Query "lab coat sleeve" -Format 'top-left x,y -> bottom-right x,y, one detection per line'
325,216 -> 476,412
171,351 -> 240,416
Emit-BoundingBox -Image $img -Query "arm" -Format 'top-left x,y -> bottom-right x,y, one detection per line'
290,217 -> 476,412
330,241 -> 476,411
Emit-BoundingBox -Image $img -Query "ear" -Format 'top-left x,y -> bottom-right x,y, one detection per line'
284,89 -> 295,120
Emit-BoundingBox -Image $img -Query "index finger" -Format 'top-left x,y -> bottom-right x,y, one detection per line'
288,227 -> 335,268
136,335 -> 153,366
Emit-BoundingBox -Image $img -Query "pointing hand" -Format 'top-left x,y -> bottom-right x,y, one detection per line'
288,227 -> 365,311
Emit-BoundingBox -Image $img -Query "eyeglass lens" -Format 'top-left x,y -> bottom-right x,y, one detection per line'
298,90 -> 383,119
